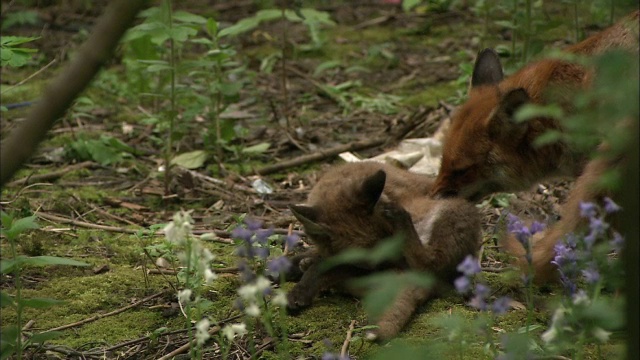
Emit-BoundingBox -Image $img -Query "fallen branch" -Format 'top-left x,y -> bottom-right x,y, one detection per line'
157,325 -> 222,360
6,161 -> 95,188
254,137 -> 386,175
0,0 -> 149,188
340,320 -> 357,357
43,290 -> 166,333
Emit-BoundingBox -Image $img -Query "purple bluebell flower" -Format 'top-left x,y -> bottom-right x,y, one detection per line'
469,294 -> 487,311
232,226 -> 254,243
579,202 -> 598,219
582,263 -> 600,284
245,218 -> 264,231
492,296 -> 511,315
267,256 -> 292,276
603,197 -> 621,214
285,233 -> 300,248
583,231 -> 598,249
255,228 -> 274,245
254,247 -> 270,259
589,217 -> 609,238
506,213 -> 523,233
475,283 -> 490,297
530,221 -> 546,235
551,242 -> 576,268
457,255 -> 480,276
506,213 -> 534,247
611,232 -> 624,253
454,275 -> 471,294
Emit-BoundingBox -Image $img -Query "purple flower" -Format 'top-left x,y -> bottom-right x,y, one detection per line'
603,197 -> 621,214
285,234 -> 300,248
475,283 -> 490,298
579,202 -> 598,219
322,353 -> 349,360
552,242 -> 576,268
582,264 -> 600,284
506,213 -> 523,233
492,296 -> 511,315
583,231 -> 598,249
469,294 -> 487,311
611,232 -> 624,253
454,275 -> 471,294
245,218 -> 264,231
232,226 -> 254,243
530,221 -> 546,235
267,256 -> 292,276
457,255 -> 480,276
506,213 -> 534,247
254,247 -> 270,259
255,228 -> 274,244
589,217 -> 609,237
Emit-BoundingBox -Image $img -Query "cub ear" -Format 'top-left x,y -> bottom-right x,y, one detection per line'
488,88 -> 531,140
471,48 -> 504,87
289,205 -> 327,238
358,170 -> 386,212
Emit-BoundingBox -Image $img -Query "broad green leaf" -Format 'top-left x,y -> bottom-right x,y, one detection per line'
402,0 -> 422,12
514,103 -> 564,123
0,291 -> 15,308
20,297 -> 65,309
313,60 -> 341,77
21,256 -> 90,267
533,130 -> 563,147
0,257 -> 23,274
205,18 -> 218,37
172,11 -> 207,24
5,216 -> 39,240
171,150 -> 207,169
25,331 -> 63,345
241,142 -> 271,154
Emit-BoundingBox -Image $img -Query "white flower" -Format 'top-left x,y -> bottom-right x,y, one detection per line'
201,248 -> 215,263
592,327 -> 611,343
195,318 -> 211,345
177,289 -> 192,304
541,326 -> 558,344
245,303 -> 261,317
204,268 -> 217,284
238,284 -> 258,300
572,290 -> 590,306
255,276 -> 271,294
272,290 -> 288,307
222,322 -> 247,341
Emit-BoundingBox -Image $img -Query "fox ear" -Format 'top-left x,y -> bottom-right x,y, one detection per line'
289,205 -> 326,237
471,48 -> 504,87
488,88 -> 531,140
358,170 -> 386,212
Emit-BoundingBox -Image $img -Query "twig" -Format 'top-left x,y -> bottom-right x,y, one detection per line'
1,59 -> 57,95
254,137 -> 386,175
156,325 -> 222,360
340,320 -> 357,357
43,290 -> 166,333
0,183 -> 52,205
6,161 -> 95,187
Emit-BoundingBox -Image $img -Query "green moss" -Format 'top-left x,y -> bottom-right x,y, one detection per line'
401,81 -> 459,108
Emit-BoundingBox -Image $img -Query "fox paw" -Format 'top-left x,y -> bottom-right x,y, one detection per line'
286,288 -> 313,314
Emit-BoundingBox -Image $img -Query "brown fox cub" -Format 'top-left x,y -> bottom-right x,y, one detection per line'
430,11 -> 639,283
287,161 -> 481,341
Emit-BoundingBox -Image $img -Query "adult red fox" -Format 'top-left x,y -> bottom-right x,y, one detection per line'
287,161 -> 481,340
430,11 -> 639,283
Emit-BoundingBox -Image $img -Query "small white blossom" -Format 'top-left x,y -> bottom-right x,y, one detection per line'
178,289 -> 192,304
222,322 -> 247,341
201,248 -> 215,263
272,290 -> 288,307
541,326 -> 558,344
245,303 -> 261,317
255,276 -> 271,294
592,327 -> 611,343
204,268 -> 217,284
195,318 -> 211,345
238,284 -> 258,300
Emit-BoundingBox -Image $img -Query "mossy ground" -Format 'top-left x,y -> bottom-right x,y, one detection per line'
1,1 -> 634,359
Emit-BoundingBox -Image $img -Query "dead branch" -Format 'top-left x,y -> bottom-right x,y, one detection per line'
0,0 -> 149,188
43,290 -> 166,333
340,320 -> 357,357
6,161 -> 95,188
156,325 -> 222,360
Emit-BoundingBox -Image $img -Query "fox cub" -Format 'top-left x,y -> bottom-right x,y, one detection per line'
430,11 -> 639,282
287,161 -> 481,340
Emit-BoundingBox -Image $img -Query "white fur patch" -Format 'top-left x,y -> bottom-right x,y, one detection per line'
415,202 -> 445,247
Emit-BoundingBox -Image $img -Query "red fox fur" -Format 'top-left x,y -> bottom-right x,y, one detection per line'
430,11 -> 639,283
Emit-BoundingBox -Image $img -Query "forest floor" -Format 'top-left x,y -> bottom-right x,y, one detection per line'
0,1 -> 632,359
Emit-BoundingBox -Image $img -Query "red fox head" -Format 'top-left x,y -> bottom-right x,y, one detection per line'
431,49 -> 543,202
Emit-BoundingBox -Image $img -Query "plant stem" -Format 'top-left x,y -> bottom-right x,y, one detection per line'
574,1 -> 579,43
281,6 -> 290,129
523,0 -> 532,62
164,0 -> 176,196
609,0 -> 615,25
10,240 -> 23,360
512,0 -> 518,61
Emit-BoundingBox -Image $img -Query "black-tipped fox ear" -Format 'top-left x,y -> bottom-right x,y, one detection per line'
471,48 -> 504,87
359,170 -> 386,212
289,204 -> 326,237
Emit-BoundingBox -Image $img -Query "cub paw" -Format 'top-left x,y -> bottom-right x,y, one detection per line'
286,288 -> 313,314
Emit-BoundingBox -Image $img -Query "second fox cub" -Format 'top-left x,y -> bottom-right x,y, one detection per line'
287,161 -> 481,341
430,11 -> 639,282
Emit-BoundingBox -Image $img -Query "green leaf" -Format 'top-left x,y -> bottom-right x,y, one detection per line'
241,142 -> 271,154
172,11 -> 207,24
0,291 -> 15,308
514,103 -> 564,123
21,256 -> 90,267
25,331 -> 63,345
171,150 -> 207,169
5,215 -> 39,240
205,18 -> 218,37
20,297 -> 65,309
313,60 -> 341,77
533,130 -> 563,147
402,0 -> 422,12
